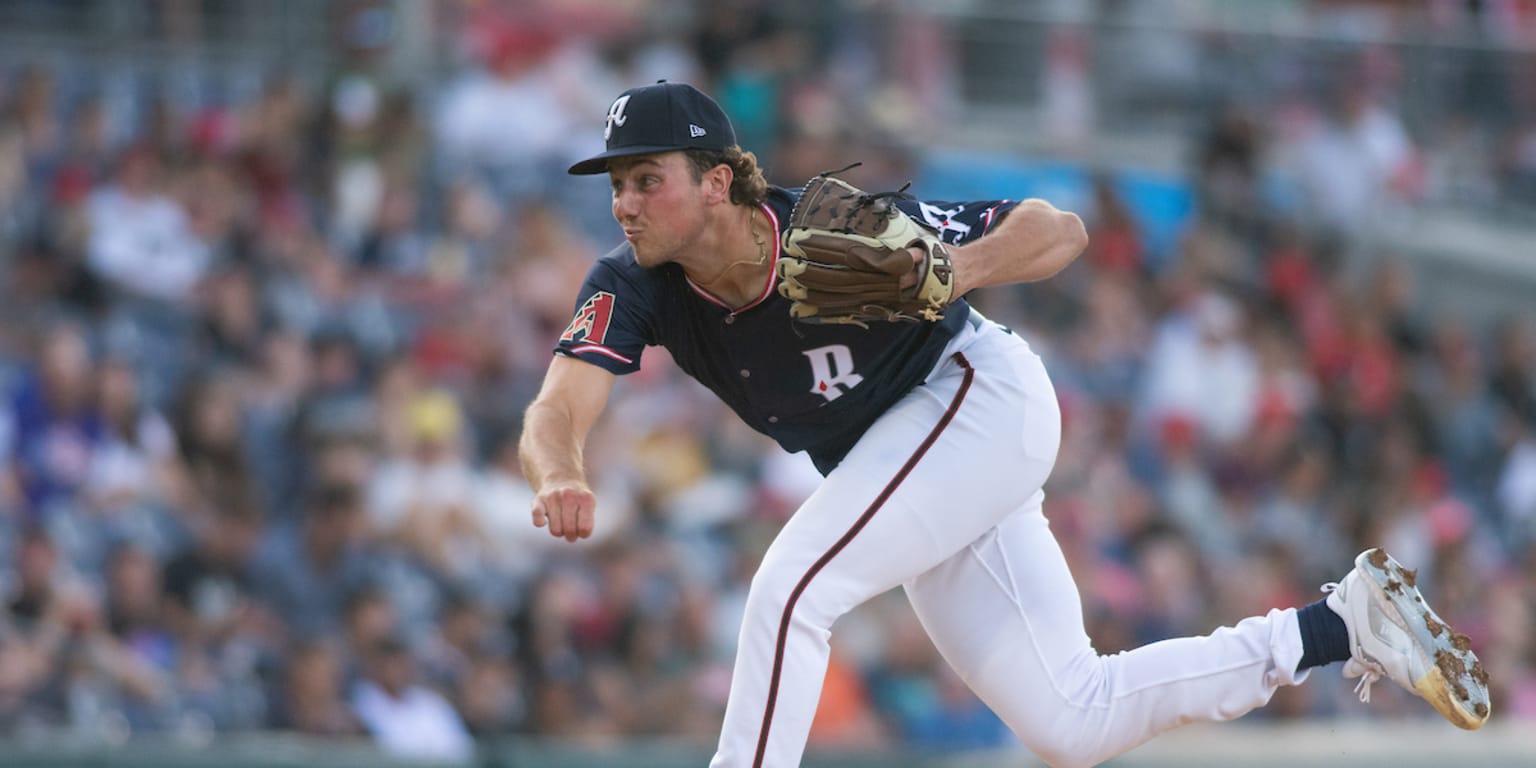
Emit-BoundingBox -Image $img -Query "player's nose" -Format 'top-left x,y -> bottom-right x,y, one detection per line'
612,187 -> 641,220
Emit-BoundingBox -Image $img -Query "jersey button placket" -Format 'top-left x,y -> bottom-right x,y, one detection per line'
724,315 -> 735,325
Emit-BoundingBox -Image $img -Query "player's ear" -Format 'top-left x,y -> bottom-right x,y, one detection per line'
702,162 -> 733,205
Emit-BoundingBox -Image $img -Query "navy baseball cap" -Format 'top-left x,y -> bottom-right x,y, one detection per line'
567,81 -> 737,175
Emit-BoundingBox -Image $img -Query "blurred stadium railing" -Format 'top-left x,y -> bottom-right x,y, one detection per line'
2,722 -> 1534,768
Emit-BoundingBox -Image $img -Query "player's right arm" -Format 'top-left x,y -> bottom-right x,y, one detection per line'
518,356 -> 617,543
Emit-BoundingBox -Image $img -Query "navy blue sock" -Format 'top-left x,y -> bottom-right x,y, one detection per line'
1295,597 -> 1353,672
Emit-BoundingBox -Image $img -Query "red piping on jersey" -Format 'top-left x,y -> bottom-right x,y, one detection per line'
982,200 -> 1008,234
684,202 -> 781,314
752,352 -> 975,768
568,343 -> 633,365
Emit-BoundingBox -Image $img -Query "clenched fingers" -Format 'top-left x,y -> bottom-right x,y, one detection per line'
531,485 -> 596,543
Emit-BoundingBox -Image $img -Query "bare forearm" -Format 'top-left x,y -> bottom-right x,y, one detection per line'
518,401 -> 587,492
519,358 -> 613,542
950,199 -> 1087,295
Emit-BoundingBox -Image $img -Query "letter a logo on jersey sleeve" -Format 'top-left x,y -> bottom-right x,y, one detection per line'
561,291 -> 617,344
802,344 -> 864,403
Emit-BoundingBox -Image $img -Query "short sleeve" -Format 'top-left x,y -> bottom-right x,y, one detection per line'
894,198 -> 1018,247
552,258 -> 652,375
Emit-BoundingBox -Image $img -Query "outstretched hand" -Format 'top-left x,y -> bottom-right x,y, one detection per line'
531,482 -> 596,542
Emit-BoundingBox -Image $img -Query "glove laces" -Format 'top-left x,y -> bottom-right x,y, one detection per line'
1321,581 -> 1386,703
811,161 -> 914,214
856,182 -> 914,210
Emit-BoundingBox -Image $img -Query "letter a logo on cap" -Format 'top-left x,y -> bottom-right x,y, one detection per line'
604,95 -> 631,141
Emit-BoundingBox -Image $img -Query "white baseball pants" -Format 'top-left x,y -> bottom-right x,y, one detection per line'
710,312 -> 1309,768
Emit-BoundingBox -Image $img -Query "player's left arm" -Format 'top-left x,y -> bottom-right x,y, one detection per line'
945,199 -> 1087,295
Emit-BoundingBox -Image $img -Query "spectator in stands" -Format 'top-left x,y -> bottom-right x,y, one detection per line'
350,634 -> 474,761
4,321 -> 104,517
1292,74 -> 1419,229
434,22 -> 582,193
241,330 -> 314,516
366,388 -> 485,579
274,638 -> 362,736
160,502 -> 275,729
196,263 -> 270,371
101,543 -> 175,727
454,650 -> 525,737
418,592 -> 484,693
472,434 -> 554,587
1139,290 -> 1260,448
86,358 -> 180,532
6,528 -> 167,730
0,121 -> 27,240
903,667 -> 1011,751
1491,316 -> 1536,424
339,585 -> 397,686
10,67 -> 64,185
288,329 -> 373,458
421,593 -> 526,736
84,146 -> 211,303
1084,174 -> 1144,275
1498,418 -> 1536,548
354,183 -> 428,277
1195,105 -> 1265,238
6,527 -> 65,638
160,507 -> 267,649
170,371 -> 262,523
252,482 -> 373,639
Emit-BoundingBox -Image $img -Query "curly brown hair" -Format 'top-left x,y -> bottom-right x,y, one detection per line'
684,146 -> 768,207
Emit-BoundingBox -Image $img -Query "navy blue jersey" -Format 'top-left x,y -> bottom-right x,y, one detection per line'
554,185 -> 1015,474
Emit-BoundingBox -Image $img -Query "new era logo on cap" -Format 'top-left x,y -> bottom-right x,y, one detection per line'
568,82 -> 737,175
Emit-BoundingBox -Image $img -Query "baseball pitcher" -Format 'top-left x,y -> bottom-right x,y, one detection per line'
517,81 -> 1489,768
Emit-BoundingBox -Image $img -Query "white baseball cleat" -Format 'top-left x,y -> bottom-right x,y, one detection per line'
1323,548 -> 1490,730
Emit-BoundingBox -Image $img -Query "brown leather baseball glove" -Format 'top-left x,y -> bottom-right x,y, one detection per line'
777,172 -> 955,327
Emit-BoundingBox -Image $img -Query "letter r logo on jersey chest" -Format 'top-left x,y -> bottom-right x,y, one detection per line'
802,344 -> 864,402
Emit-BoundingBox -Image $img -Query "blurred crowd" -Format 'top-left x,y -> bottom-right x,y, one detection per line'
0,0 -> 1533,762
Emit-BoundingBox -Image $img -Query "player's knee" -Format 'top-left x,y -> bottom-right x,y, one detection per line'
990,654 -> 1112,768
1004,717 -> 1106,768
742,562 -> 854,633
1018,721 -> 1110,768
740,564 -> 803,629
989,709 -> 1085,768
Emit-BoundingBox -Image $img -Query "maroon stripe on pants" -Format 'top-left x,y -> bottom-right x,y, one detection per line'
753,352 -> 975,767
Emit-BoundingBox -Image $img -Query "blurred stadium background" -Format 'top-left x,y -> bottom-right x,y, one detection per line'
0,0 -> 1535,766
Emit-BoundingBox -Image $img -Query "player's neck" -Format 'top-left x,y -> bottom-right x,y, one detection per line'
683,203 -> 772,309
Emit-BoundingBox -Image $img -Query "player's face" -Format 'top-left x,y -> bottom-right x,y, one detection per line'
609,153 -> 709,267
